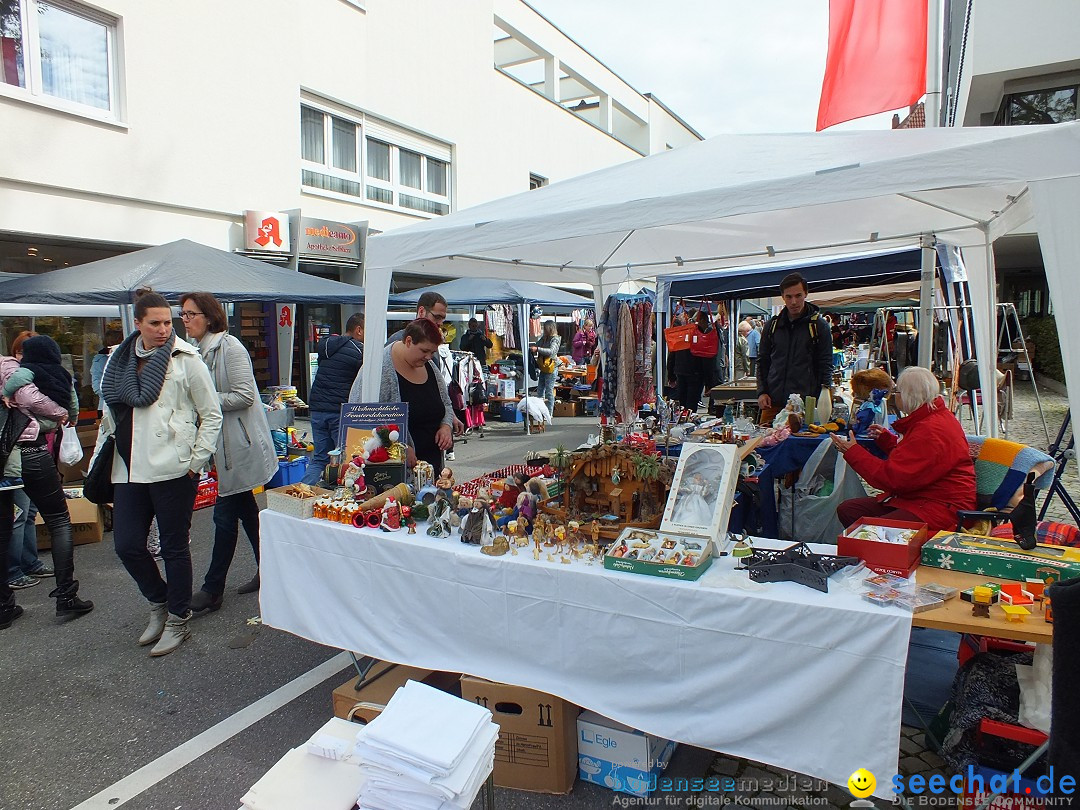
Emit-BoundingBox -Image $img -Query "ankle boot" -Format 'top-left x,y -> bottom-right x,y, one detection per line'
139,601 -> 169,646
190,589 -> 223,615
150,611 -> 192,657
237,571 -> 260,595
51,581 -> 95,618
0,594 -> 24,630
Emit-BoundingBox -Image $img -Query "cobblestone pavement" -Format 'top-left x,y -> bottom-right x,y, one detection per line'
689,381 -> 1075,809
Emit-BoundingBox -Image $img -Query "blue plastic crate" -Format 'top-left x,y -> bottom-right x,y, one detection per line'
500,403 -> 524,422
268,456 -> 308,488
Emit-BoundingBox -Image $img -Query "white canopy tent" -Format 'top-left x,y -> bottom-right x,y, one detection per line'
362,123 -> 1080,437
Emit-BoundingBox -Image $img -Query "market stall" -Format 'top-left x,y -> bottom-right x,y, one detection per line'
389,278 -> 594,433
359,123 -> 1080,439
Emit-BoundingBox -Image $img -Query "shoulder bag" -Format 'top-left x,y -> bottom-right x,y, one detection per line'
83,407 -> 131,505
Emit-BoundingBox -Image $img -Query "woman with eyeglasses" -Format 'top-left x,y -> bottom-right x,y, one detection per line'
180,292 -> 277,614
93,289 -> 222,656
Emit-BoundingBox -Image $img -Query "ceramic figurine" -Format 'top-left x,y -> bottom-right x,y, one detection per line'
380,495 -> 402,531
436,468 -> 455,500
461,501 -> 497,545
427,494 -> 452,538
532,547 -> 541,560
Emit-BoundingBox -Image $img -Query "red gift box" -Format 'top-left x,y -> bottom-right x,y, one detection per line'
838,518 -> 929,577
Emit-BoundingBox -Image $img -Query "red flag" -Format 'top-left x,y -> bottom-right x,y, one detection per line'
816,0 -> 928,131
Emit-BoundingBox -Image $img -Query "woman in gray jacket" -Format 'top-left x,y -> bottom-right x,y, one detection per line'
181,292 -> 277,614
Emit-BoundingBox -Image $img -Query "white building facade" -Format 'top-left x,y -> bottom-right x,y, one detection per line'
0,0 -> 699,397
945,0 -> 1078,320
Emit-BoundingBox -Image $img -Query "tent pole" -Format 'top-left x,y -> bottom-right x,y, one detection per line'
918,234 -> 936,369
361,268 -> 392,401
120,304 -> 135,337
520,303 -> 530,436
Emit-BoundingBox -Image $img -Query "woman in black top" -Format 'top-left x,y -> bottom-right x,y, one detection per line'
373,319 -> 456,471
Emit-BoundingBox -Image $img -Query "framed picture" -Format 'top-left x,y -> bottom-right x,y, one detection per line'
660,443 -> 739,541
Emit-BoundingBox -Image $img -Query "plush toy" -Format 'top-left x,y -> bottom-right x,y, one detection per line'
854,388 -> 888,435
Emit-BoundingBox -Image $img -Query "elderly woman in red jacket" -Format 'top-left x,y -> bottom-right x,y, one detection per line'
831,366 -> 975,534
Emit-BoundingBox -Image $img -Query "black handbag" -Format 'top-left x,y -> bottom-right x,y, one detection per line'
84,407 -> 130,506
83,434 -> 115,505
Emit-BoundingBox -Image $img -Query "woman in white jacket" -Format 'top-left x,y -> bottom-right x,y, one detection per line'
94,289 -> 222,656
180,292 -> 277,614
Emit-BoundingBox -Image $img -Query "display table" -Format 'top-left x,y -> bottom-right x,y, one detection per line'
261,513 -> 910,797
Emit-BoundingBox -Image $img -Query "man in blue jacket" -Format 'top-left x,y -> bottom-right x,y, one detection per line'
301,313 -> 364,485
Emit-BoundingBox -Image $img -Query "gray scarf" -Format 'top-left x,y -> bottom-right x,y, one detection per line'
101,330 -> 175,409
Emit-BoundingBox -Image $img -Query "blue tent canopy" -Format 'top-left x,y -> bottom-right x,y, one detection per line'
662,249 -> 921,302
389,278 -> 591,308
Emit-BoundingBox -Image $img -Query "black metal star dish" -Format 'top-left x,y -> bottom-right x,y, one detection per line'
741,542 -> 860,593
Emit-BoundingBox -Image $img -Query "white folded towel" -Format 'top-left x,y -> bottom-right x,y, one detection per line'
358,680 -> 493,774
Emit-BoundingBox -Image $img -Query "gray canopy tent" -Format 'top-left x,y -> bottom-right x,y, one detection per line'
0,239 -> 365,305
390,278 -> 593,434
0,239 -> 364,386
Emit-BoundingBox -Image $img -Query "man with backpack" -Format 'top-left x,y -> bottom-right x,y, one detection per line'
756,272 -> 835,425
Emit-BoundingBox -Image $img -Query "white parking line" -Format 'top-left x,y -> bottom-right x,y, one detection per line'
69,651 -> 353,810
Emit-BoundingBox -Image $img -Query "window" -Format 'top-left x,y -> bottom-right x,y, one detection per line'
0,0 -> 119,117
997,86 -> 1078,126
300,105 -> 363,198
529,173 -> 548,190
363,135 -> 450,215
301,102 -> 451,215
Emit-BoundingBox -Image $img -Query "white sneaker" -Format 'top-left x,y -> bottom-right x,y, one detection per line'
445,452 -> 456,461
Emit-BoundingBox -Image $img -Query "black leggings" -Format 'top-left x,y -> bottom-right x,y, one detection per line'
0,445 -> 76,603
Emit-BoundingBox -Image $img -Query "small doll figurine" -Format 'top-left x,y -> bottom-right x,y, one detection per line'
854,388 -> 888,436
590,520 -> 601,546
341,454 -> 366,497
497,473 -> 526,511
461,499 -> 497,545
436,468 -> 455,499
380,495 -> 402,531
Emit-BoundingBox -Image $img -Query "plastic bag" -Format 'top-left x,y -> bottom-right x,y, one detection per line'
777,439 -> 867,543
59,426 -> 83,467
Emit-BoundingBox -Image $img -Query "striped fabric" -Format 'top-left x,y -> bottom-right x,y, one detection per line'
966,436 -> 1055,510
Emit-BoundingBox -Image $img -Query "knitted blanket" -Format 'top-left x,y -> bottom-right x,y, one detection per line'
966,436 -> 1054,509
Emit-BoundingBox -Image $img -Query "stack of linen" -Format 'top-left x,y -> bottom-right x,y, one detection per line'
353,680 -> 499,810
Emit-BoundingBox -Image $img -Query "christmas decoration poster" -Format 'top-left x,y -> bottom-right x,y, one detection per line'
337,402 -> 409,460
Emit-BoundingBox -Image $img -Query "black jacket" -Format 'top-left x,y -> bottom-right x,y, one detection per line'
459,329 -> 492,364
756,302 -> 834,405
307,335 -> 364,413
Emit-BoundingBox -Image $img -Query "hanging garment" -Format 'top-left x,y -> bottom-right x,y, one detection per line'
631,299 -> 655,408
487,306 -> 508,340
615,302 -> 636,424
599,295 -> 621,418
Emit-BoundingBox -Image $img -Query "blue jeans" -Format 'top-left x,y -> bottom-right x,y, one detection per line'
537,371 -> 556,417
201,490 -> 260,596
7,489 -> 41,582
302,411 -> 339,485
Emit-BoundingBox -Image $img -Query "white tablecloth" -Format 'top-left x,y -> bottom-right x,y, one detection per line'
261,512 -> 910,797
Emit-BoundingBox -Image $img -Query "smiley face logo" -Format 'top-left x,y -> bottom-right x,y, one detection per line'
847,768 -> 876,798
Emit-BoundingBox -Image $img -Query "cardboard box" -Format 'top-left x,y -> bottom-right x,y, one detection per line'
36,495 -> 104,549
921,531 -> 1080,583
332,662 -> 462,723
577,710 -> 676,797
460,676 -> 579,794
604,530 -> 714,582
497,379 -> 516,399
838,518 -> 929,577
552,401 -> 581,418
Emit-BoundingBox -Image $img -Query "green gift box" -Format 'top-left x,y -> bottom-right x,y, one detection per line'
921,531 -> 1080,583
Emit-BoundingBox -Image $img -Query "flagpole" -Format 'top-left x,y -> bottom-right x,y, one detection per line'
917,0 -> 943,369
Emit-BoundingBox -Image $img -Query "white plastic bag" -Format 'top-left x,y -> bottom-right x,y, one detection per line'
777,439 -> 867,543
1017,645 -> 1052,734
59,426 -> 83,467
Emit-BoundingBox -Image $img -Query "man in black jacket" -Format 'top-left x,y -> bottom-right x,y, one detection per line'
756,273 -> 834,425
301,312 -> 364,485
459,317 -> 492,368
